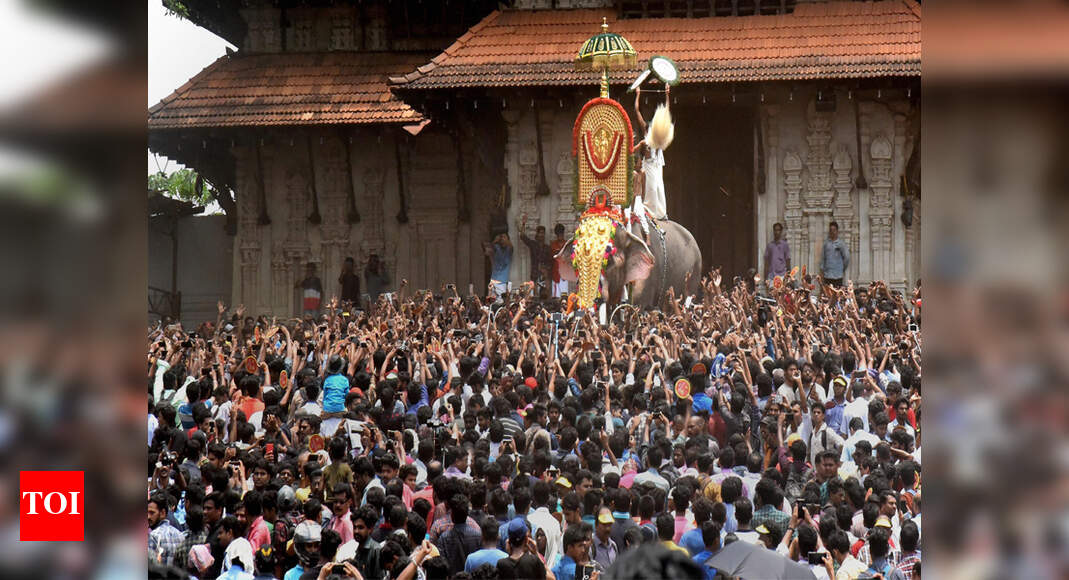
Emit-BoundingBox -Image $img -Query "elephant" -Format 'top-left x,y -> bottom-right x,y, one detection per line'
555,217 -> 702,309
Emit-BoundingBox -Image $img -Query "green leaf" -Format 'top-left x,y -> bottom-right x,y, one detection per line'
148,168 -> 213,206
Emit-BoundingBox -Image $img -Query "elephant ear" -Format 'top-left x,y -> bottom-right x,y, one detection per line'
623,229 -> 655,283
554,236 -> 578,282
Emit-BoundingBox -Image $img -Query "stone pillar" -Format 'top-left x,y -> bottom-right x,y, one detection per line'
868,134 -> 894,283
891,111 -> 909,293
318,135 -> 351,297
783,149 -> 804,274
361,165 -> 387,257
802,99 -> 834,274
282,166 -> 310,316
234,143 -> 266,310
555,150 -> 577,235
832,145 -> 859,280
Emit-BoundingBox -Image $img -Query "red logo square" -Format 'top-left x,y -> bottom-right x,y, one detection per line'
19,471 -> 84,541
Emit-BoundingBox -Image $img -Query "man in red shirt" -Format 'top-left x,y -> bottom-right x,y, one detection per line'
243,491 -> 271,549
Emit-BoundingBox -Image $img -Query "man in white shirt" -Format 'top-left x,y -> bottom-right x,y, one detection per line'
800,404 -> 845,466
527,481 -> 563,567
839,417 -> 880,464
841,381 -> 871,433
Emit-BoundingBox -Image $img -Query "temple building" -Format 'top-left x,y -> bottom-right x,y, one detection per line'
149,0 -> 920,317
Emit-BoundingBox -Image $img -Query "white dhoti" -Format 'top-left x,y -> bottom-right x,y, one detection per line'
642,148 -> 667,220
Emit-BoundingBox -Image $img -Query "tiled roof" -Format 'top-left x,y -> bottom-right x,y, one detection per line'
149,52 -> 431,129
393,1 -> 921,89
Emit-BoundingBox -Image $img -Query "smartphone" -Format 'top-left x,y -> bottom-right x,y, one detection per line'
265,443 -> 274,456
578,563 -> 598,580
577,330 -> 586,338
807,551 -> 827,566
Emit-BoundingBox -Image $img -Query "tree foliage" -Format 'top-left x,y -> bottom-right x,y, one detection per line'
162,0 -> 191,20
148,168 -> 214,206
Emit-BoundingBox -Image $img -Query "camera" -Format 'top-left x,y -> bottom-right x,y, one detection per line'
807,551 -> 827,566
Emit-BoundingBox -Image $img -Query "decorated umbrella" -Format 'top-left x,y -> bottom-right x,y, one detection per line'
575,17 -> 637,98
706,540 -> 818,580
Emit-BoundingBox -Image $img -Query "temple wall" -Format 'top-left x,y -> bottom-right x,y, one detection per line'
229,126 -> 490,316
758,88 -> 919,292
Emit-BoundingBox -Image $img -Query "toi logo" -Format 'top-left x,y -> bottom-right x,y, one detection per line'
20,471 -> 84,541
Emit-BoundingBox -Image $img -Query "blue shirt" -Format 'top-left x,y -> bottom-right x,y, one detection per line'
323,373 -> 349,413
692,392 -> 713,414
552,554 -> 577,580
406,384 -> 429,415
825,399 -> 847,436
465,548 -> 508,573
692,550 -> 720,580
679,528 -> 705,555
283,565 -> 304,580
491,244 -> 512,282
821,238 -> 850,279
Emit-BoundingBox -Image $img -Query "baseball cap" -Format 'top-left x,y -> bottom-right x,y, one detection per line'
294,521 -> 322,544
597,512 -> 615,525
755,524 -> 771,535
555,477 -> 572,488
874,516 -> 893,529
507,518 -> 528,545
524,377 -> 538,389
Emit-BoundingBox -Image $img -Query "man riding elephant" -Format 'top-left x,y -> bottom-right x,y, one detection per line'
554,193 -> 701,310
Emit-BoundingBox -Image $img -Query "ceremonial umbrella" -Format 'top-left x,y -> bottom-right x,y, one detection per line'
575,17 -> 637,98
706,541 -> 818,580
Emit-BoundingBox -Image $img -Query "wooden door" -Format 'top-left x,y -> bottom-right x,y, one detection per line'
661,104 -> 755,283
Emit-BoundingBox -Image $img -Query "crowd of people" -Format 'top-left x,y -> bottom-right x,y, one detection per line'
148,268 -> 921,580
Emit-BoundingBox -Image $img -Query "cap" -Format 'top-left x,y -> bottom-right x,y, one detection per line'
507,518 -> 528,544
555,477 -> 572,488
597,512 -> 615,525
785,433 -> 802,446
755,524 -> 771,535
524,377 -> 539,389
294,521 -> 322,544
690,363 -> 708,376
874,516 -> 893,529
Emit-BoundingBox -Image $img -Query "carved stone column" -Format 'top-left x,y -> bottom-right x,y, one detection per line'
803,100 -> 834,272
280,167 -> 310,315
239,242 -> 261,309
271,252 -> 290,312
234,144 -> 264,309
832,145 -> 859,280
319,136 -> 351,294
892,112 -> 909,293
868,134 -> 894,283
783,150 -> 804,273
361,165 -> 387,258
555,151 -> 577,235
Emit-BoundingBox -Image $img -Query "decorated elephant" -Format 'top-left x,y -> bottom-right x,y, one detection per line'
555,206 -> 702,309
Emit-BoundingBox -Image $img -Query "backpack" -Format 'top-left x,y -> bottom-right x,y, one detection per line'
784,461 -> 807,503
